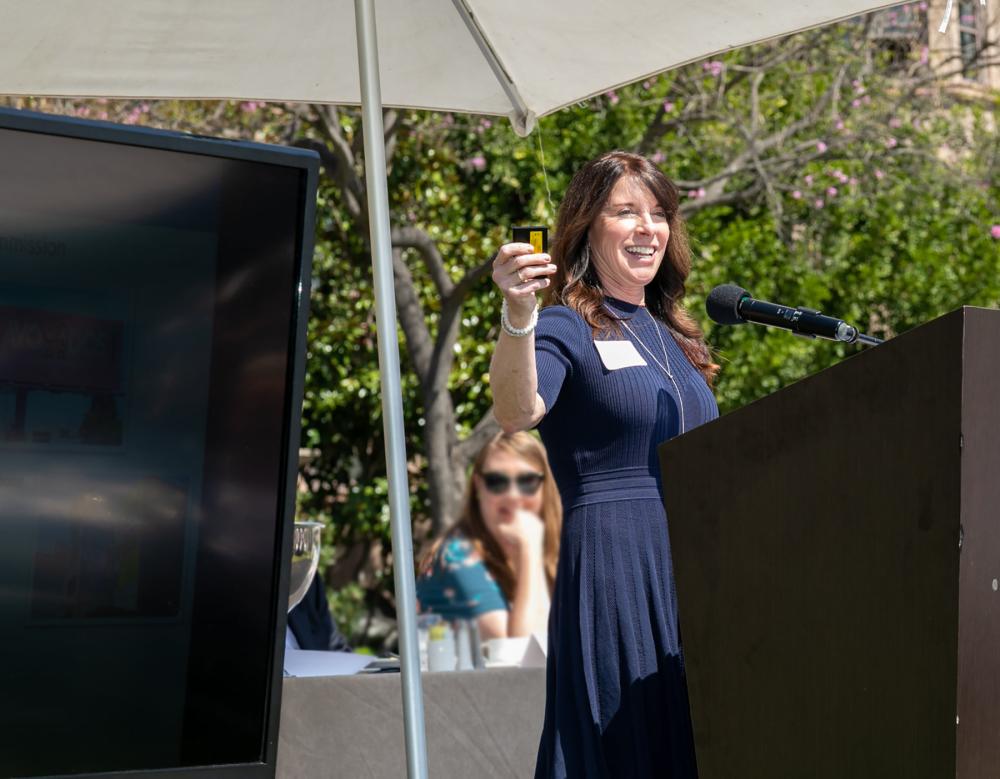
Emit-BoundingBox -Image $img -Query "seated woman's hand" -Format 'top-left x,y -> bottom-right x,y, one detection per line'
494,508 -> 545,563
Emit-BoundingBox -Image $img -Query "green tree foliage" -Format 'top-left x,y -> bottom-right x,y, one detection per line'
9,10 -> 997,647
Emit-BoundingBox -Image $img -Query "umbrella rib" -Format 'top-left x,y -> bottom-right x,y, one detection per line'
450,0 -> 532,129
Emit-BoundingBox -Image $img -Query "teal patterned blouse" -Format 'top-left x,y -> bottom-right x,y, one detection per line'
416,530 -> 508,620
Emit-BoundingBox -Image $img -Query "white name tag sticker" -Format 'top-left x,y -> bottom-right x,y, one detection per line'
594,340 -> 647,370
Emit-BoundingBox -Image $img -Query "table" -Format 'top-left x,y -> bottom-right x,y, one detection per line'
277,667 -> 546,778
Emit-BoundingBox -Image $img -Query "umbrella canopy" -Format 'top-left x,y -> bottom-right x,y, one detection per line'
2,0 -> 899,134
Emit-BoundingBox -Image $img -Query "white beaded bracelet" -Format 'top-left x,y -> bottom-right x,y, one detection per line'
500,298 -> 538,337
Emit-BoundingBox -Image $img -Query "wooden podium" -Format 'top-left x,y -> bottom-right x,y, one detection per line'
659,307 -> 1000,778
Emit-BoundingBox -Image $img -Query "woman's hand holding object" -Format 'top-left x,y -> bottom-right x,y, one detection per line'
491,242 -> 557,323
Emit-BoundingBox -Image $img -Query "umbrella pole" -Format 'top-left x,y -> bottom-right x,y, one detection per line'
353,1 -> 429,777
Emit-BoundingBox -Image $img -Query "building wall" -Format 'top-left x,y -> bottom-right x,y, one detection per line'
927,0 -> 1000,90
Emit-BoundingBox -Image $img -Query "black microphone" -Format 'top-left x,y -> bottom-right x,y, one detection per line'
706,284 -> 863,343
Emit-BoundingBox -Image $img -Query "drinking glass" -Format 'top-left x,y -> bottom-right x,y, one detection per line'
288,520 -> 323,612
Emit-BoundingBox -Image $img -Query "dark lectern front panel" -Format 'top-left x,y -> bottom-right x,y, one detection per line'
661,310 -> 976,778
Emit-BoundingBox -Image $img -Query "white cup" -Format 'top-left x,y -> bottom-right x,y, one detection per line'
482,636 -> 530,667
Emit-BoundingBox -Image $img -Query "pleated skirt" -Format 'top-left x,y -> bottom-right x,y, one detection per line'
534,497 -> 698,779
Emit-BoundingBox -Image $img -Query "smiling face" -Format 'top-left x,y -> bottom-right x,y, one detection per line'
588,176 -> 670,303
474,448 -> 545,549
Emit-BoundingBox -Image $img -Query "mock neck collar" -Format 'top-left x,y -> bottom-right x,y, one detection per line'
604,295 -> 645,314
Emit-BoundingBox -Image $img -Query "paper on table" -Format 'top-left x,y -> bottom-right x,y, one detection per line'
521,633 -> 547,668
283,649 -> 372,677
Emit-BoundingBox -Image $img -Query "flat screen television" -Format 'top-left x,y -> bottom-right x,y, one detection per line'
0,107 -> 318,778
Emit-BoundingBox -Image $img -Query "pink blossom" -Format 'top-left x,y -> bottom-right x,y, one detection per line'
863,95 -> 871,105
606,90 -> 619,105
919,1 -> 928,9
686,188 -> 706,199
816,141 -> 828,153
814,199 -> 825,209
835,119 -> 846,131
240,101 -> 261,113
849,177 -> 859,186
480,119 -> 492,129
804,174 -> 814,185
885,137 -> 898,148
791,190 -> 802,200
98,111 -> 108,121
702,60 -> 724,77
75,107 -> 91,117
874,169 -> 885,180
920,46 -> 930,65
651,151 -> 666,164
468,155 -> 486,172
889,117 -> 902,128
662,100 -> 675,113
851,98 -> 862,108
642,80 -> 652,89
827,186 -> 838,197
991,225 -> 1000,239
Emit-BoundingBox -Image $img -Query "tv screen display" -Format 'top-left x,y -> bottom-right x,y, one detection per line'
0,108 -> 317,778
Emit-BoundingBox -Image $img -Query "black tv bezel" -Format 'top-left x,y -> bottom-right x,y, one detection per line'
0,107 -> 319,779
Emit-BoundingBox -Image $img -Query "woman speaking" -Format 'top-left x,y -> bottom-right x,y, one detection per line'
490,151 -> 719,778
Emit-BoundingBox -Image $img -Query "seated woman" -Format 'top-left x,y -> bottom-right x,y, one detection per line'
416,431 -> 561,640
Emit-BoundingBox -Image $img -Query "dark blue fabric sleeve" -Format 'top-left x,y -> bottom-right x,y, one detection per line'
415,533 -> 508,621
535,306 -> 583,414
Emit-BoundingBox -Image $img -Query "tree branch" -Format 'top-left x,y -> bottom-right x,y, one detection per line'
313,104 -> 367,222
391,225 -> 454,296
449,255 -> 494,304
390,247 -> 433,382
679,181 -> 765,216
454,411 -> 501,468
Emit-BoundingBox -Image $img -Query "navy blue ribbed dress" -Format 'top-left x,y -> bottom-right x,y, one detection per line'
532,297 -> 718,779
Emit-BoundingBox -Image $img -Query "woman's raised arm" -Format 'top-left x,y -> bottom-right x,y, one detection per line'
489,242 -> 555,432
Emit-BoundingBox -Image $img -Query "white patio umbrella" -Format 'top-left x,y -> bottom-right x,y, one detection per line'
0,1 -> 902,776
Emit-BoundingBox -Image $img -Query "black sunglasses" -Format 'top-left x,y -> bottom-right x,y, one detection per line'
481,471 -> 545,496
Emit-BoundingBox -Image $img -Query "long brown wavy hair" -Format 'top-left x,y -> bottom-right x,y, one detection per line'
543,150 -> 718,384
420,432 -> 562,603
